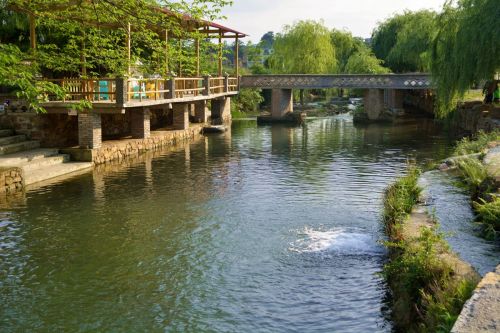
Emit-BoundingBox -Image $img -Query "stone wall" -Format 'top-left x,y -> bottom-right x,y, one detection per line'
451,102 -> 500,135
0,167 -> 24,194
0,112 -> 78,147
62,125 -> 204,165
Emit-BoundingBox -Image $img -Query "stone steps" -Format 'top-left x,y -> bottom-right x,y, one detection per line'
24,162 -> 93,185
0,140 -> 40,155
0,129 -> 93,187
21,155 -> 70,172
0,148 -> 60,165
0,134 -> 27,146
0,129 -> 14,138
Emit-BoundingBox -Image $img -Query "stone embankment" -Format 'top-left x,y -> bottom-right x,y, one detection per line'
452,265 -> 500,333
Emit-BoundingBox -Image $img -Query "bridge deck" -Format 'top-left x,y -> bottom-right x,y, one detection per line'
240,74 -> 433,90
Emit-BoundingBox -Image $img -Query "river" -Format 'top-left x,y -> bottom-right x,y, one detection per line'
0,115 -> 496,332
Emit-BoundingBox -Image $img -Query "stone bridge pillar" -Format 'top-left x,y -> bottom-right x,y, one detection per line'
194,101 -> 208,123
363,89 -> 385,120
211,97 -> 231,125
130,108 -> 150,139
172,103 -> 189,130
78,112 -> 102,149
271,89 -> 293,119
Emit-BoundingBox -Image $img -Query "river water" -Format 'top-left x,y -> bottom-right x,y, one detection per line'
0,115 -> 495,332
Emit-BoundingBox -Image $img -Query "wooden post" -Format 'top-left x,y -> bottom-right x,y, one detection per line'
126,22 -> 131,75
178,39 -> 182,77
235,36 -> 239,77
29,14 -> 36,50
81,30 -> 87,76
218,30 -> 223,77
195,38 -> 200,77
165,29 -> 169,74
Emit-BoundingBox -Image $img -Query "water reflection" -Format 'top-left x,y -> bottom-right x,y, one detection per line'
0,116 -> 465,332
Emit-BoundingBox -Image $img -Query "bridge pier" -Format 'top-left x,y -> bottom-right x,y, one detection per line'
363,89 -> 385,120
130,108 -> 151,139
78,112 -> 102,149
172,103 -> 189,130
271,89 -> 293,119
194,101 -> 208,123
385,89 -> 404,109
211,97 -> 231,124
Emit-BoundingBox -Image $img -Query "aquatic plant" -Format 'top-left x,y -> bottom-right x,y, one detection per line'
456,157 -> 489,193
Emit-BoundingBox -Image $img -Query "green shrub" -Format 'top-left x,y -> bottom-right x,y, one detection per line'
232,88 -> 264,114
454,130 -> 500,156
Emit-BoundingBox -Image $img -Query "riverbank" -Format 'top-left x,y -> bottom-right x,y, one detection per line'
439,130 -> 500,239
382,167 -> 480,332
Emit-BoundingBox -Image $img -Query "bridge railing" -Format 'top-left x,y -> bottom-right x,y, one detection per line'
42,78 -> 117,102
127,79 -> 170,102
39,76 -> 239,105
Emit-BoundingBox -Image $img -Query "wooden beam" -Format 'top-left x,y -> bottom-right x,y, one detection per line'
126,22 -> 131,75
195,38 -> 200,76
165,29 -> 169,74
29,13 -> 36,50
178,39 -> 182,76
235,36 -> 239,77
218,30 -> 222,76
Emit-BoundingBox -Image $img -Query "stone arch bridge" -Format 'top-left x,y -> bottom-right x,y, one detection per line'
240,74 -> 433,120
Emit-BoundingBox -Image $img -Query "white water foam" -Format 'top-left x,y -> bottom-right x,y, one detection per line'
289,227 -> 384,256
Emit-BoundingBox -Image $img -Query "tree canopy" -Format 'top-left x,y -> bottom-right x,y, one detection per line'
268,20 -> 336,74
371,10 -> 437,73
431,0 -> 500,115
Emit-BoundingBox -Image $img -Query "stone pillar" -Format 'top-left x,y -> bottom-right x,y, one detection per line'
211,97 -> 231,125
364,89 -> 385,120
172,103 -> 189,130
385,89 -> 404,109
130,108 -> 150,139
194,101 -> 208,123
78,112 -> 102,149
271,89 -> 293,119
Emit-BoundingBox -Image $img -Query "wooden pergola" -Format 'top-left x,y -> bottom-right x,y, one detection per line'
10,1 -> 246,78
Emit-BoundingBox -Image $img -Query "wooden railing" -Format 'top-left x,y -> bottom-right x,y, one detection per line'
40,76 -> 239,104
174,77 -> 204,98
43,78 -> 117,102
209,77 -> 225,94
127,79 -> 169,101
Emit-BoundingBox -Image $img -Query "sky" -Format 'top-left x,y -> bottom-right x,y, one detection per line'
218,0 -> 446,42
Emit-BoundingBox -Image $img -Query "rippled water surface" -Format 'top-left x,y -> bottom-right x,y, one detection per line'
1,116 -> 457,332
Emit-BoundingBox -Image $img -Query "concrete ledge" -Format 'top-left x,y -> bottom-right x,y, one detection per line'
61,125 -> 204,165
452,265 -> 500,333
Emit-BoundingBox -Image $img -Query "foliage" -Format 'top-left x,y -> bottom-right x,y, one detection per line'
473,197 -> 500,239
454,130 -> 500,155
371,10 -> 437,73
383,166 -> 421,239
0,43 -> 65,113
269,20 -> 336,74
345,49 -> 390,74
231,88 -> 264,113
456,157 -> 489,193
431,0 -> 500,116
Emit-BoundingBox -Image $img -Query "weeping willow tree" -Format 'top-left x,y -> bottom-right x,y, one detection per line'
268,20 -> 336,74
431,0 -> 500,117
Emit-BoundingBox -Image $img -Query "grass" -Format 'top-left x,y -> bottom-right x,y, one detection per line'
456,157 -> 489,194
453,130 -> 500,156
383,166 -> 421,240
231,110 -> 261,119
382,166 -> 478,332
473,197 -> 500,240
